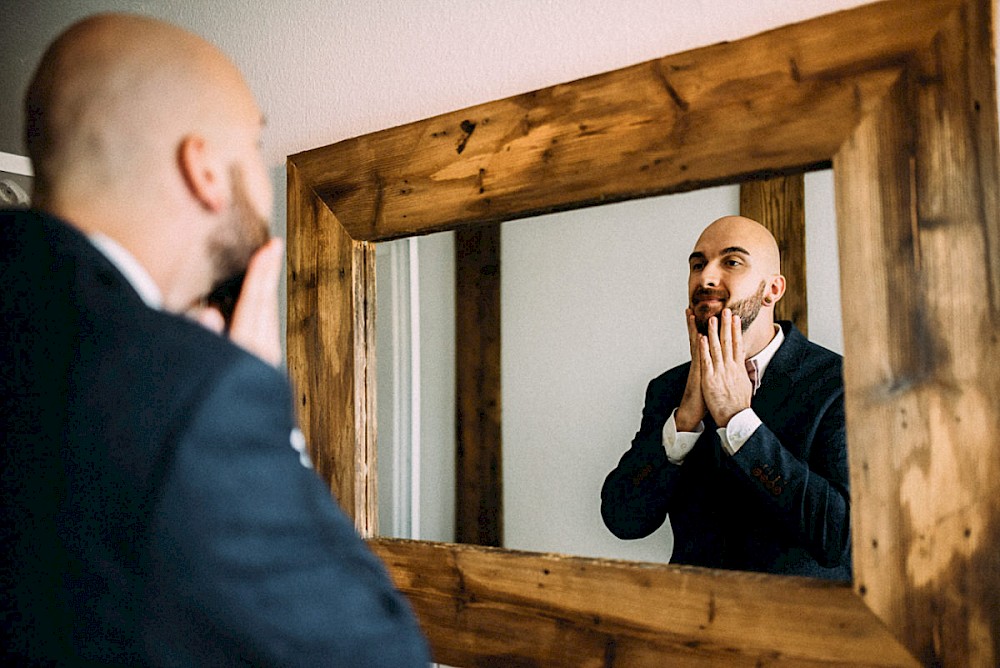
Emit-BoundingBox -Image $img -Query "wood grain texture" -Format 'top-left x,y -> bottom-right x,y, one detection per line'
371,538 -> 917,668
284,0 -> 1000,664
287,1 -> 956,243
286,160 -> 377,535
740,174 -> 807,335
454,224 -> 503,547
834,1 -> 1000,664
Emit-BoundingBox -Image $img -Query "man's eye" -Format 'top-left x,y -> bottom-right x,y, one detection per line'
725,259 -> 742,267
690,263 -> 704,271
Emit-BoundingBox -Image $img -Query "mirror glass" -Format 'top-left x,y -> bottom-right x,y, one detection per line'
376,169 -> 842,565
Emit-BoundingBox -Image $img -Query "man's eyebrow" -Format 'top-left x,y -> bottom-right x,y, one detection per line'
688,247 -> 751,262
722,246 -> 751,256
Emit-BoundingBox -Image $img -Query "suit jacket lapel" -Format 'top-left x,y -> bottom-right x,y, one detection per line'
751,322 -> 805,423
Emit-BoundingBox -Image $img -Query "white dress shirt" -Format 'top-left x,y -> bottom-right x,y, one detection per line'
663,324 -> 785,464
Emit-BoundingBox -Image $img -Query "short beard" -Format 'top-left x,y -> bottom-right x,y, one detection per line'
692,280 -> 767,336
207,165 -> 270,288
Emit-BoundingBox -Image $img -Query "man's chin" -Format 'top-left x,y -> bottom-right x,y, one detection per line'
692,304 -> 723,335
693,315 -> 719,336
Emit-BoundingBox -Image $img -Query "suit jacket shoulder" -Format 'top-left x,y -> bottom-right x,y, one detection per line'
0,209 -> 430,665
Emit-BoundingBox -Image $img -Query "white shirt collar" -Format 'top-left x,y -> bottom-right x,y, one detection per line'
87,233 -> 163,309
748,323 -> 785,380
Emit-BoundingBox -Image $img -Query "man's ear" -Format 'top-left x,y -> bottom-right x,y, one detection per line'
768,275 -> 786,304
178,135 -> 227,212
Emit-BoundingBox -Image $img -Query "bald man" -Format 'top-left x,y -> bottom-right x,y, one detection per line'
601,216 -> 850,580
0,14 -> 429,665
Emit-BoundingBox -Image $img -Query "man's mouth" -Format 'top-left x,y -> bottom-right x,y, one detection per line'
693,301 -> 722,316
693,291 -> 727,308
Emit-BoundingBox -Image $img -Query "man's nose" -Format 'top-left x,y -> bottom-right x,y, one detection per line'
700,262 -> 721,287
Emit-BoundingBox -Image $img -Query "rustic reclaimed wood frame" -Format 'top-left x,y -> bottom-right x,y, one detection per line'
286,0 -> 999,664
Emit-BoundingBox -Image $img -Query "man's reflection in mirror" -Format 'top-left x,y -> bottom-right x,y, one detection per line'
601,215 -> 850,580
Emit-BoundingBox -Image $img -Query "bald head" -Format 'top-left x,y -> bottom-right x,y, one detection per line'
26,13 -> 259,201
24,13 -> 272,312
687,215 -> 786,354
694,216 -> 781,275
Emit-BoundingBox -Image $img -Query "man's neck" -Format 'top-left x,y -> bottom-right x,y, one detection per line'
745,318 -> 779,358
40,198 -> 205,314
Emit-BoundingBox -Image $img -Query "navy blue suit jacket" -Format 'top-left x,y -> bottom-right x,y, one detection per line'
0,209 -> 430,665
601,322 -> 851,580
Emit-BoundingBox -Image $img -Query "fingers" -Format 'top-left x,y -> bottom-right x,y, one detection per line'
228,237 -> 284,367
698,308 -> 754,427
238,237 -> 284,308
685,307 -> 699,349
706,313 -> 724,368
732,313 -> 745,363
699,333 -> 713,377
715,308 -> 746,363
719,308 -> 733,360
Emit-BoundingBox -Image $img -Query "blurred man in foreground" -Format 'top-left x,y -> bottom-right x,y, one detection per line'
1,13 -> 429,665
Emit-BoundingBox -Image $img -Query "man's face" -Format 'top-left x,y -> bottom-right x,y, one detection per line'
687,225 -> 771,335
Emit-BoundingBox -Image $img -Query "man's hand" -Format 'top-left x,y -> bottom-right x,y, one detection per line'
228,238 -> 284,367
699,308 -> 753,427
192,238 -> 284,367
675,307 -> 707,431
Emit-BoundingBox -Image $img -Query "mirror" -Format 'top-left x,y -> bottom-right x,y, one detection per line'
375,172 -> 844,565
287,1 -> 999,664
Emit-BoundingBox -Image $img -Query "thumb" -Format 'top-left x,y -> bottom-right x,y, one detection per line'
190,305 -> 226,335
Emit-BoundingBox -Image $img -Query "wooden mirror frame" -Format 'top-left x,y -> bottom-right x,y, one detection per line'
287,0 -> 999,664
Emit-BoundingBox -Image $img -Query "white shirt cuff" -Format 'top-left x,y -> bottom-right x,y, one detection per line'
716,408 -> 762,456
663,408 -> 704,465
